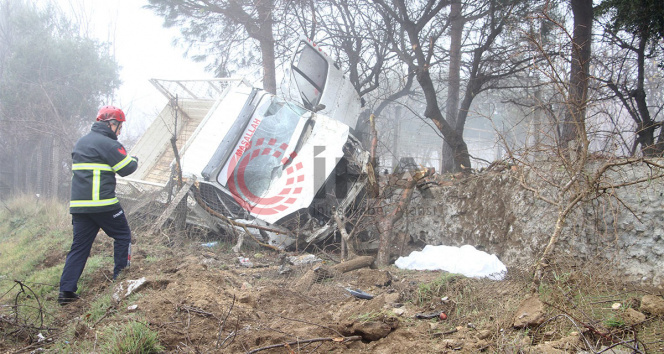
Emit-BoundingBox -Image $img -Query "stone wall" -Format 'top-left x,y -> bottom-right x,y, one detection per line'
396,160 -> 664,286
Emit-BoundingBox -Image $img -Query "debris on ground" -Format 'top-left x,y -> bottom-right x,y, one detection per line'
345,288 -> 374,300
112,277 -> 147,303
395,244 -> 507,280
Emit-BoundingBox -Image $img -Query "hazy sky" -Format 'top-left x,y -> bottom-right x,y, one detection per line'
52,0 -> 209,135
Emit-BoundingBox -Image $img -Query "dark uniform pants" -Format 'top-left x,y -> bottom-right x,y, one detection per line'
59,208 -> 131,292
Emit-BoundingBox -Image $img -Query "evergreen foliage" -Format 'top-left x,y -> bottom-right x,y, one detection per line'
0,1 -> 121,198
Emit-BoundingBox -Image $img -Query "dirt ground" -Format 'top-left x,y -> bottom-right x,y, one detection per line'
42,233 -> 663,354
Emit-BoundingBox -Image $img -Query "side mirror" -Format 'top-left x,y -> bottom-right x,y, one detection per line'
313,103 -> 326,112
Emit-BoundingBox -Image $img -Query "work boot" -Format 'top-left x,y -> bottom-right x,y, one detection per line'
58,291 -> 80,306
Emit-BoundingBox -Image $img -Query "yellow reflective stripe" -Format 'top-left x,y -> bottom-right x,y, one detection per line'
112,155 -> 133,171
72,162 -> 117,204
72,163 -> 113,171
92,169 -> 101,200
70,198 -> 119,208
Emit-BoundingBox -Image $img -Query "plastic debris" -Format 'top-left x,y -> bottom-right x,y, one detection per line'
288,254 -> 322,266
201,241 -> 218,247
238,257 -> 254,268
415,311 -> 443,319
345,288 -> 374,300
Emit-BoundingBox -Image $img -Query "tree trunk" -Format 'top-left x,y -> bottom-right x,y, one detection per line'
416,69 -> 471,172
392,106 -> 401,170
442,0 -> 463,173
375,169 -> 432,266
395,5 -> 471,173
560,0 -> 593,152
259,33 -> 277,94
331,256 -> 375,273
35,140 -> 44,196
655,122 -> 664,155
256,1 -> 276,94
633,36 -> 659,157
49,136 -> 60,199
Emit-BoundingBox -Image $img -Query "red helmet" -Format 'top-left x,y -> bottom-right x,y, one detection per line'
96,105 -> 126,122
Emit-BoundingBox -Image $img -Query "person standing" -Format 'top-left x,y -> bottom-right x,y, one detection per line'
58,106 -> 138,305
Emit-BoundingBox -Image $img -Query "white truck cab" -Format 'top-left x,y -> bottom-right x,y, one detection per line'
121,39 -> 368,248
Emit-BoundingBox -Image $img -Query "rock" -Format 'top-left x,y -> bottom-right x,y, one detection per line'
640,295 -> 664,316
392,308 -> 406,316
240,281 -> 252,290
513,295 -> 546,328
338,318 -> 398,341
547,333 -> 583,351
622,308 -> 646,325
477,329 -> 492,340
441,339 -> 464,349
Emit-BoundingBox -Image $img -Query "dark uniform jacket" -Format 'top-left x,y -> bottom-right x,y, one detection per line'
70,122 -> 138,214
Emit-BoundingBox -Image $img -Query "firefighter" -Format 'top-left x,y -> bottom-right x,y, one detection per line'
58,106 -> 138,305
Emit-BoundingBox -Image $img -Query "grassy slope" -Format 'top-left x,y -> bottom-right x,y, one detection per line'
0,196 -> 70,299
0,196 -> 162,353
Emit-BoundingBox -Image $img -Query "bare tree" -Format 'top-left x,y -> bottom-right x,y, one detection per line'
594,0 -> 664,157
499,2 -> 664,290
147,0 -> 280,93
372,0 -> 533,173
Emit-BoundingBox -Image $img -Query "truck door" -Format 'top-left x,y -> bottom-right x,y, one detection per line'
291,39 -> 361,130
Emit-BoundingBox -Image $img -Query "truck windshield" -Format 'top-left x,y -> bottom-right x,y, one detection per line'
221,96 -> 307,203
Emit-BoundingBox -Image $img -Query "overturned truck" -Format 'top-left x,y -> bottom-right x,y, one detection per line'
117,39 -> 369,250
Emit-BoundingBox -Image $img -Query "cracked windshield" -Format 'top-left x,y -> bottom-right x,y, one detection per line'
221,96 -> 307,203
